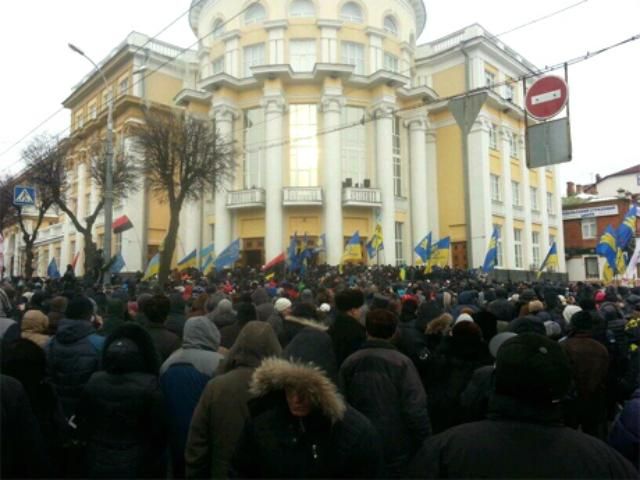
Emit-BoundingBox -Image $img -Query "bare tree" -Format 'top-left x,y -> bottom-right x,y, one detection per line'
0,175 -> 18,232
26,133 -> 138,281
134,109 -> 235,285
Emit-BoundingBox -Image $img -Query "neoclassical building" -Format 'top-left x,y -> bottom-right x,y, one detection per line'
2,0 -> 566,276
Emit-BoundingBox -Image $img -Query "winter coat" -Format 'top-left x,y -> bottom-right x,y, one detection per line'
0,316 -> 19,342
459,365 -> 495,422
427,335 -> 493,433
46,318 -> 105,418
161,316 -> 223,377
328,311 -> 366,367
408,393 -> 638,479
21,309 -> 51,348
279,314 -> 328,348
396,319 -> 429,372
231,357 -> 383,478
266,311 -> 285,337
488,298 -> 515,322
1,374 -> 50,478
75,324 -> 167,479
339,339 -> 431,477
186,321 -> 282,479
145,322 -> 181,363
209,299 -> 236,329
609,388 -> 640,469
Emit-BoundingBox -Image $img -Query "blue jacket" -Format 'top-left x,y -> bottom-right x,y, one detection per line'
47,319 -> 105,418
609,388 -> 640,469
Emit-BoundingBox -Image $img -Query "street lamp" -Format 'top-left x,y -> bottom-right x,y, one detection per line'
68,43 -> 113,286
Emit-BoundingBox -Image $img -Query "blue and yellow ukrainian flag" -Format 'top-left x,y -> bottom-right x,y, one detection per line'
342,231 -> 362,264
616,204 -> 637,250
199,244 -> 214,271
596,224 -> 619,275
537,242 -> 558,279
366,224 -> 384,259
415,233 -> 432,263
177,249 -> 197,270
142,253 -> 160,280
482,227 -> 500,273
214,239 -> 241,270
425,237 -> 451,273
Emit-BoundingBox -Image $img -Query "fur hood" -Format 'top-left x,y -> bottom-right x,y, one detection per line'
250,357 -> 346,423
284,315 -> 328,332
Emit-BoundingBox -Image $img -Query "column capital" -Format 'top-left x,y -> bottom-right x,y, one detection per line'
470,114 -> 491,133
320,94 -> 345,113
261,95 -> 287,113
404,113 -> 428,131
498,124 -> 513,140
210,102 -> 240,122
370,100 -> 396,119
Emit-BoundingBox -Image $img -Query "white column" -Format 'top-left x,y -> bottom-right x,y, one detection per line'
262,96 -> 286,262
225,34 -> 240,78
426,127 -> 439,237
553,165 -> 566,272
368,33 -> 383,74
406,114 -> 428,264
212,104 -> 237,256
373,101 -> 396,266
321,94 -> 344,265
121,137 -> 145,272
76,162 -> 87,256
467,116 -> 492,269
499,126 -> 515,268
519,135 -> 533,269
538,167 -> 550,260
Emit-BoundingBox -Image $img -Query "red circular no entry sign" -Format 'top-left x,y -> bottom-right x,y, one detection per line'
525,75 -> 568,121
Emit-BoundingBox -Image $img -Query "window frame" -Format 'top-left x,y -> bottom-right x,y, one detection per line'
244,107 -> 265,189
289,104 -> 319,187
581,217 -> 597,240
395,221 -> 404,266
532,231 -> 541,267
289,39 -> 317,72
546,192 -> 554,213
490,174 -> 502,202
514,228 -> 523,269
392,116 -> 402,196
244,2 -> 266,25
384,15 -> 398,36
243,43 -> 265,77
484,70 -> 496,89
585,256 -> 600,279
383,52 -> 399,73
341,41 -> 365,75
289,0 -> 315,17
511,180 -> 521,206
489,123 -> 498,150
341,106 -> 367,186
530,186 -> 539,211
340,2 -> 364,23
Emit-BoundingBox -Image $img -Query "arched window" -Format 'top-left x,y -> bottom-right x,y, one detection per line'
289,0 -> 315,17
384,16 -> 398,36
244,2 -> 266,25
340,2 -> 363,23
212,18 -> 225,38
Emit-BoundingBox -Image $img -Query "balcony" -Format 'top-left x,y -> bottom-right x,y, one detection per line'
226,189 -> 265,209
283,187 -> 323,206
342,187 -> 382,207
34,223 -> 64,246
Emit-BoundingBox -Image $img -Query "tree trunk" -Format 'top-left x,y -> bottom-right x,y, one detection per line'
83,234 -> 98,284
158,206 -> 181,287
23,239 -> 35,279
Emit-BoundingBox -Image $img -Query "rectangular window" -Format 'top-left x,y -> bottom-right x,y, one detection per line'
75,112 -> 84,130
530,187 -> 539,210
508,131 -> 518,158
212,56 -> 225,75
115,232 -> 123,254
505,83 -> 515,101
511,181 -> 521,206
243,43 -> 265,77
514,228 -> 523,268
532,232 -> 541,267
118,76 -> 129,96
581,217 -> 597,239
244,108 -> 265,189
547,192 -> 554,213
392,116 -> 402,196
585,256 -> 599,279
290,39 -> 316,72
549,234 -> 556,248
289,104 -> 318,187
395,222 -> 404,266
88,103 -> 97,120
495,225 -> 503,267
341,106 -> 366,185
102,87 -> 113,108
383,53 -> 399,72
490,174 -> 502,201
489,123 -> 498,150
341,41 -> 365,75
485,70 -> 496,88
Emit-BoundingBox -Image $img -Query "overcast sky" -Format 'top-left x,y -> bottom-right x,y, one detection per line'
1,0 -> 638,189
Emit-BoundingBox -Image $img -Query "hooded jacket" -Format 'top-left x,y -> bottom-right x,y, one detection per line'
160,316 -> 223,377
21,309 -> 51,348
279,313 -> 329,349
609,387 -> 640,469
231,357 -> 383,478
75,324 -> 166,479
46,318 -> 105,418
209,299 -> 236,329
186,321 -> 282,479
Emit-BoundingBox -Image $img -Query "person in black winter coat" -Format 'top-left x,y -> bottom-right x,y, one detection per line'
408,334 -> 638,479
143,294 -> 181,362
279,302 -> 328,348
220,302 -> 256,349
75,323 -> 168,479
340,309 -> 431,478
46,295 -> 106,418
0,374 -> 50,478
231,356 -> 383,478
328,289 -> 366,367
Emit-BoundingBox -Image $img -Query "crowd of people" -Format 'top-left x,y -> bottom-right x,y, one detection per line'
0,264 -> 639,478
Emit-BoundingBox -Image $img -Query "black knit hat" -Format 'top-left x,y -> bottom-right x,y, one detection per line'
571,310 -> 593,331
494,333 -> 571,404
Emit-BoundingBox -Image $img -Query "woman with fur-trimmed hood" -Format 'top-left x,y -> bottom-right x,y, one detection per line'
231,328 -> 383,478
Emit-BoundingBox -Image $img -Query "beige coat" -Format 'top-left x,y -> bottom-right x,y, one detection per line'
21,310 -> 51,348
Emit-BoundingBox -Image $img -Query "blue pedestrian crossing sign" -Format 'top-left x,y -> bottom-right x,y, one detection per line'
13,186 -> 36,206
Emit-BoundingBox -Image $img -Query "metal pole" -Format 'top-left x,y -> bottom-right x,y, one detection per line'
68,44 -> 113,286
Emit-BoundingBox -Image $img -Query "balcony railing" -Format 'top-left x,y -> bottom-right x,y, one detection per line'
34,223 -> 64,245
226,188 -> 265,209
283,187 -> 323,206
342,187 -> 382,207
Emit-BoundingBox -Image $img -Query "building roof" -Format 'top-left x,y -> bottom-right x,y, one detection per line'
596,164 -> 640,183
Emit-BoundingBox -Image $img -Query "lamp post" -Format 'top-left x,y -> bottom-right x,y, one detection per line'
68,43 -> 113,286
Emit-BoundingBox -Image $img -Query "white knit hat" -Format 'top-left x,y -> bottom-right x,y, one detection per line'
455,313 -> 474,325
274,297 -> 292,313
